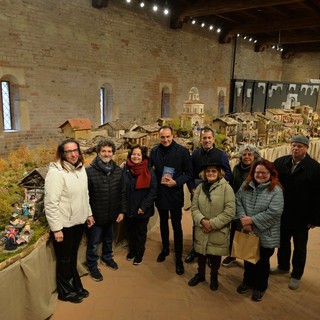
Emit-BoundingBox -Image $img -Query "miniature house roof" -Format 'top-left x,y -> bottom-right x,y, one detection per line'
266,109 -> 286,115
59,118 -> 92,131
215,116 -> 239,125
135,123 -> 160,133
122,131 -> 147,139
99,119 -> 135,131
18,166 -> 49,189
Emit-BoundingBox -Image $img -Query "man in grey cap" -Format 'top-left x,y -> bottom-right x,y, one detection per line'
271,135 -> 320,290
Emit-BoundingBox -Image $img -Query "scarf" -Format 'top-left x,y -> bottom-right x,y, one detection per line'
127,159 -> 151,189
96,156 -> 113,175
202,180 -> 214,202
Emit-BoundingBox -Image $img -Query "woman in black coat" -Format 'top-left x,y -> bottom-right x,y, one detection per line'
123,145 -> 157,265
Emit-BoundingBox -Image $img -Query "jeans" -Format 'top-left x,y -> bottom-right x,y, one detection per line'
158,208 -> 183,259
86,223 -> 114,270
277,225 -> 309,279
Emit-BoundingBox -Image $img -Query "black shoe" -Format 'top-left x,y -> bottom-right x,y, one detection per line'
126,252 -> 135,261
77,288 -> 89,298
237,282 -> 251,294
222,256 -> 236,267
210,274 -> 218,291
185,250 -> 195,263
176,260 -> 184,275
133,255 -> 143,265
90,268 -> 103,282
188,273 -> 205,287
58,293 -> 83,303
251,290 -> 264,302
207,257 -> 212,268
157,248 -> 170,262
101,258 -> 119,271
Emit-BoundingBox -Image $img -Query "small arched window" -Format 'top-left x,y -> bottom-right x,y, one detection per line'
161,86 -> 170,118
218,90 -> 225,116
100,83 -> 113,125
1,76 -> 19,131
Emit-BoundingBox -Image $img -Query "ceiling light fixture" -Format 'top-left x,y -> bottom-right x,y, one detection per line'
192,19 -> 196,24
126,0 -> 131,3
164,8 -> 169,15
140,2 -> 145,7
209,25 -> 214,31
152,5 -> 158,12
201,22 -> 205,27
217,28 -> 221,33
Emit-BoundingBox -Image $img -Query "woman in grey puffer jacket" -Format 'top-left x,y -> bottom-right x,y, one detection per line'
236,159 -> 283,302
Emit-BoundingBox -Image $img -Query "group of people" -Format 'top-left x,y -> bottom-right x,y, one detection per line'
44,127 -> 320,304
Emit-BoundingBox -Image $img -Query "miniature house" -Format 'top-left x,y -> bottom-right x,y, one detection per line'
212,116 -> 239,146
98,119 -> 136,139
228,113 -> 259,143
59,118 -> 92,139
180,87 -> 205,129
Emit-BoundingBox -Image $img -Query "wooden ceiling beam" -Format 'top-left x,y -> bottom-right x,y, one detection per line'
176,0 -> 302,17
257,33 -> 320,45
231,16 -> 320,34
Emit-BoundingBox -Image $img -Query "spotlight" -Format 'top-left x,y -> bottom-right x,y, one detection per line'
164,8 -> 169,15
217,28 -> 221,33
254,40 -> 257,43
140,2 -> 145,7
126,0 -> 131,3
209,25 -> 214,31
201,22 -> 205,27
192,19 -> 196,24
153,5 -> 158,12
249,38 -> 252,42
237,34 -> 240,37
243,36 -> 247,39
272,45 -> 276,49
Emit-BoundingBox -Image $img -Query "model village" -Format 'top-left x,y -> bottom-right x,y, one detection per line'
1,86 -> 319,257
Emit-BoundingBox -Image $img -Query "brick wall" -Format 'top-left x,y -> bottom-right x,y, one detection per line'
0,0 -> 318,156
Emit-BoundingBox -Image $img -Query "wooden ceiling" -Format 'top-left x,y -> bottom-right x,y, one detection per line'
93,0 -> 320,59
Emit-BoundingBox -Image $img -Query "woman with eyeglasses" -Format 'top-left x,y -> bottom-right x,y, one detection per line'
222,144 -> 260,267
45,138 -> 94,303
236,159 -> 283,302
188,161 -> 235,292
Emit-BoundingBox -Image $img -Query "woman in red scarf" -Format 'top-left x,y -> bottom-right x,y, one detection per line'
123,145 -> 157,265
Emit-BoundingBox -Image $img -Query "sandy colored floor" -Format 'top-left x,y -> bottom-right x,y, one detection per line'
50,211 -> 320,320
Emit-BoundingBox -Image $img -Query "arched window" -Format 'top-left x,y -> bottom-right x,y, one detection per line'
161,86 -> 170,118
100,83 -> 113,125
218,90 -> 225,116
1,76 -> 19,131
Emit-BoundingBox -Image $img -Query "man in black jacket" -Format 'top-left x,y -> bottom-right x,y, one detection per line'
86,140 -> 127,282
271,135 -> 320,290
150,126 -> 193,275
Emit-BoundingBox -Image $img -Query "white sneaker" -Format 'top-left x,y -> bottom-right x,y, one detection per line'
288,277 -> 300,290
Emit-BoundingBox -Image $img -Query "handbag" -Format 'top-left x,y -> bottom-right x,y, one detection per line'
231,229 -> 260,264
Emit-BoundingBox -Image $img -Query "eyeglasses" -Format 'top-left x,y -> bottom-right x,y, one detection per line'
64,149 -> 79,154
254,171 -> 270,176
205,169 -> 218,173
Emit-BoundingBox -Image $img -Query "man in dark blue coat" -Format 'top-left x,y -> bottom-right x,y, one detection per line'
185,126 -> 232,263
271,135 -> 320,290
150,126 -> 193,275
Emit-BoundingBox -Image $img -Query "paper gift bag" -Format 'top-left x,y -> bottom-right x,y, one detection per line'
231,230 -> 260,264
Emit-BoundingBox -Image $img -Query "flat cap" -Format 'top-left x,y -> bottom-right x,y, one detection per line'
290,135 -> 309,147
